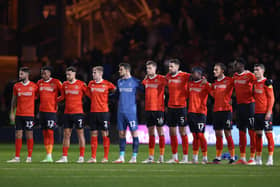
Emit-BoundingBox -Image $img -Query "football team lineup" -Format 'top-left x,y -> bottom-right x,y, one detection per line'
6,58 -> 275,166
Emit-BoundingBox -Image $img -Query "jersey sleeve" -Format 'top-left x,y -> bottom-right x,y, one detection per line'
86,82 -> 92,98
57,80 -> 63,95
205,82 -> 212,94
265,84 -> 275,114
34,83 -> 39,99
136,79 -> 144,92
209,83 -> 214,97
13,84 -> 17,96
82,82 -> 87,95
249,72 -> 257,83
57,83 -> 65,102
108,81 -> 116,91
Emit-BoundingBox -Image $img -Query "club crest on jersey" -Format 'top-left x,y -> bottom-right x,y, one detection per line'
29,87 -> 33,91
75,85 -> 79,89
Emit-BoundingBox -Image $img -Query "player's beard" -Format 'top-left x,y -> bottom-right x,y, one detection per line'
18,78 -> 25,82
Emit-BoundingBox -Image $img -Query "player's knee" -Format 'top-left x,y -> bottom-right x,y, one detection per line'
15,131 -> 23,139
25,131 -> 33,139
119,131 -> 125,138
101,131 -> 108,137
157,129 -> 164,136
169,127 -> 177,136
224,130 -> 231,137
91,131 -> 98,137
215,131 -> 223,137
148,127 -> 155,135
64,131 -> 71,138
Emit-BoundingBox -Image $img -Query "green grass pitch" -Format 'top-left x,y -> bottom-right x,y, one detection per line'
0,144 -> 280,187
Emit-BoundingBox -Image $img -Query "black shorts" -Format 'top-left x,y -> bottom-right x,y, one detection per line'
254,114 -> 273,131
63,114 -> 85,129
39,112 -> 57,130
89,112 -> 110,131
146,111 -> 165,127
236,103 -> 255,130
15,116 -> 35,131
213,111 -> 232,130
188,113 -> 206,133
167,107 -> 187,127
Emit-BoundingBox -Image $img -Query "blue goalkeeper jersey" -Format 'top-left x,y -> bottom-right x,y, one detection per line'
117,76 -> 142,114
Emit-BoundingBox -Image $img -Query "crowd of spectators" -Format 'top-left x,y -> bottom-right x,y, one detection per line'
1,0 -> 280,127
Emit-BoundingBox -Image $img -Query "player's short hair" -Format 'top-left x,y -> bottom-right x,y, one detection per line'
119,63 -> 131,71
41,66 -> 53,74
234,57 -> 246,66
215,63 -> 227,72
93,66 -> 104,72
191,66 -> 203,74
19,67 -> 30,74
146,60 -> 157,67
254,64 -> 265,71
66,66 -> 77,73
168,58 -> 180,66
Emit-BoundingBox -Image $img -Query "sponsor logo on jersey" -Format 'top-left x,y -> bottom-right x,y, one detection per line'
214,84 -> 227,89
119,88 -> 133,92
234,79 -> 247,84
145,83 -> 159,88
91,87 -> 106,92
18,92 -> 33,96
254,89 -> 263,94
189,87 -> 202,92
40,87 -> 54,92
65,90 -> 79,95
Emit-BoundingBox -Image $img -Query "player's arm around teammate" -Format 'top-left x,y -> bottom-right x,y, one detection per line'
86,66 -> 116,163
141,60 -> 167,163
112,63 -> 141,163
56,66 -> 87,163
232,58 -> 257,165
37,66 -> 62,162
187,67 -> 211,164
7,67 -> 38,163
165,59 -> 190,164
211,63 -> 235,164
253,64 -> 275,166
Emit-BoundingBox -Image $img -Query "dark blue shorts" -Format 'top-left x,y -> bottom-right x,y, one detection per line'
255,114 -> 273,131
39,112 -> 57,130
236,103 -> 255,130
146,111 -> 165,127
188,113 -> 206,133
167,107 -> 187,127
15,116 -> 35,131
89,112 -> 110,131
213,111 -> 232,130
63,114 -> 85,129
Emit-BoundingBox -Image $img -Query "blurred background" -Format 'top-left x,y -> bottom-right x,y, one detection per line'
0,0 -> 280,143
